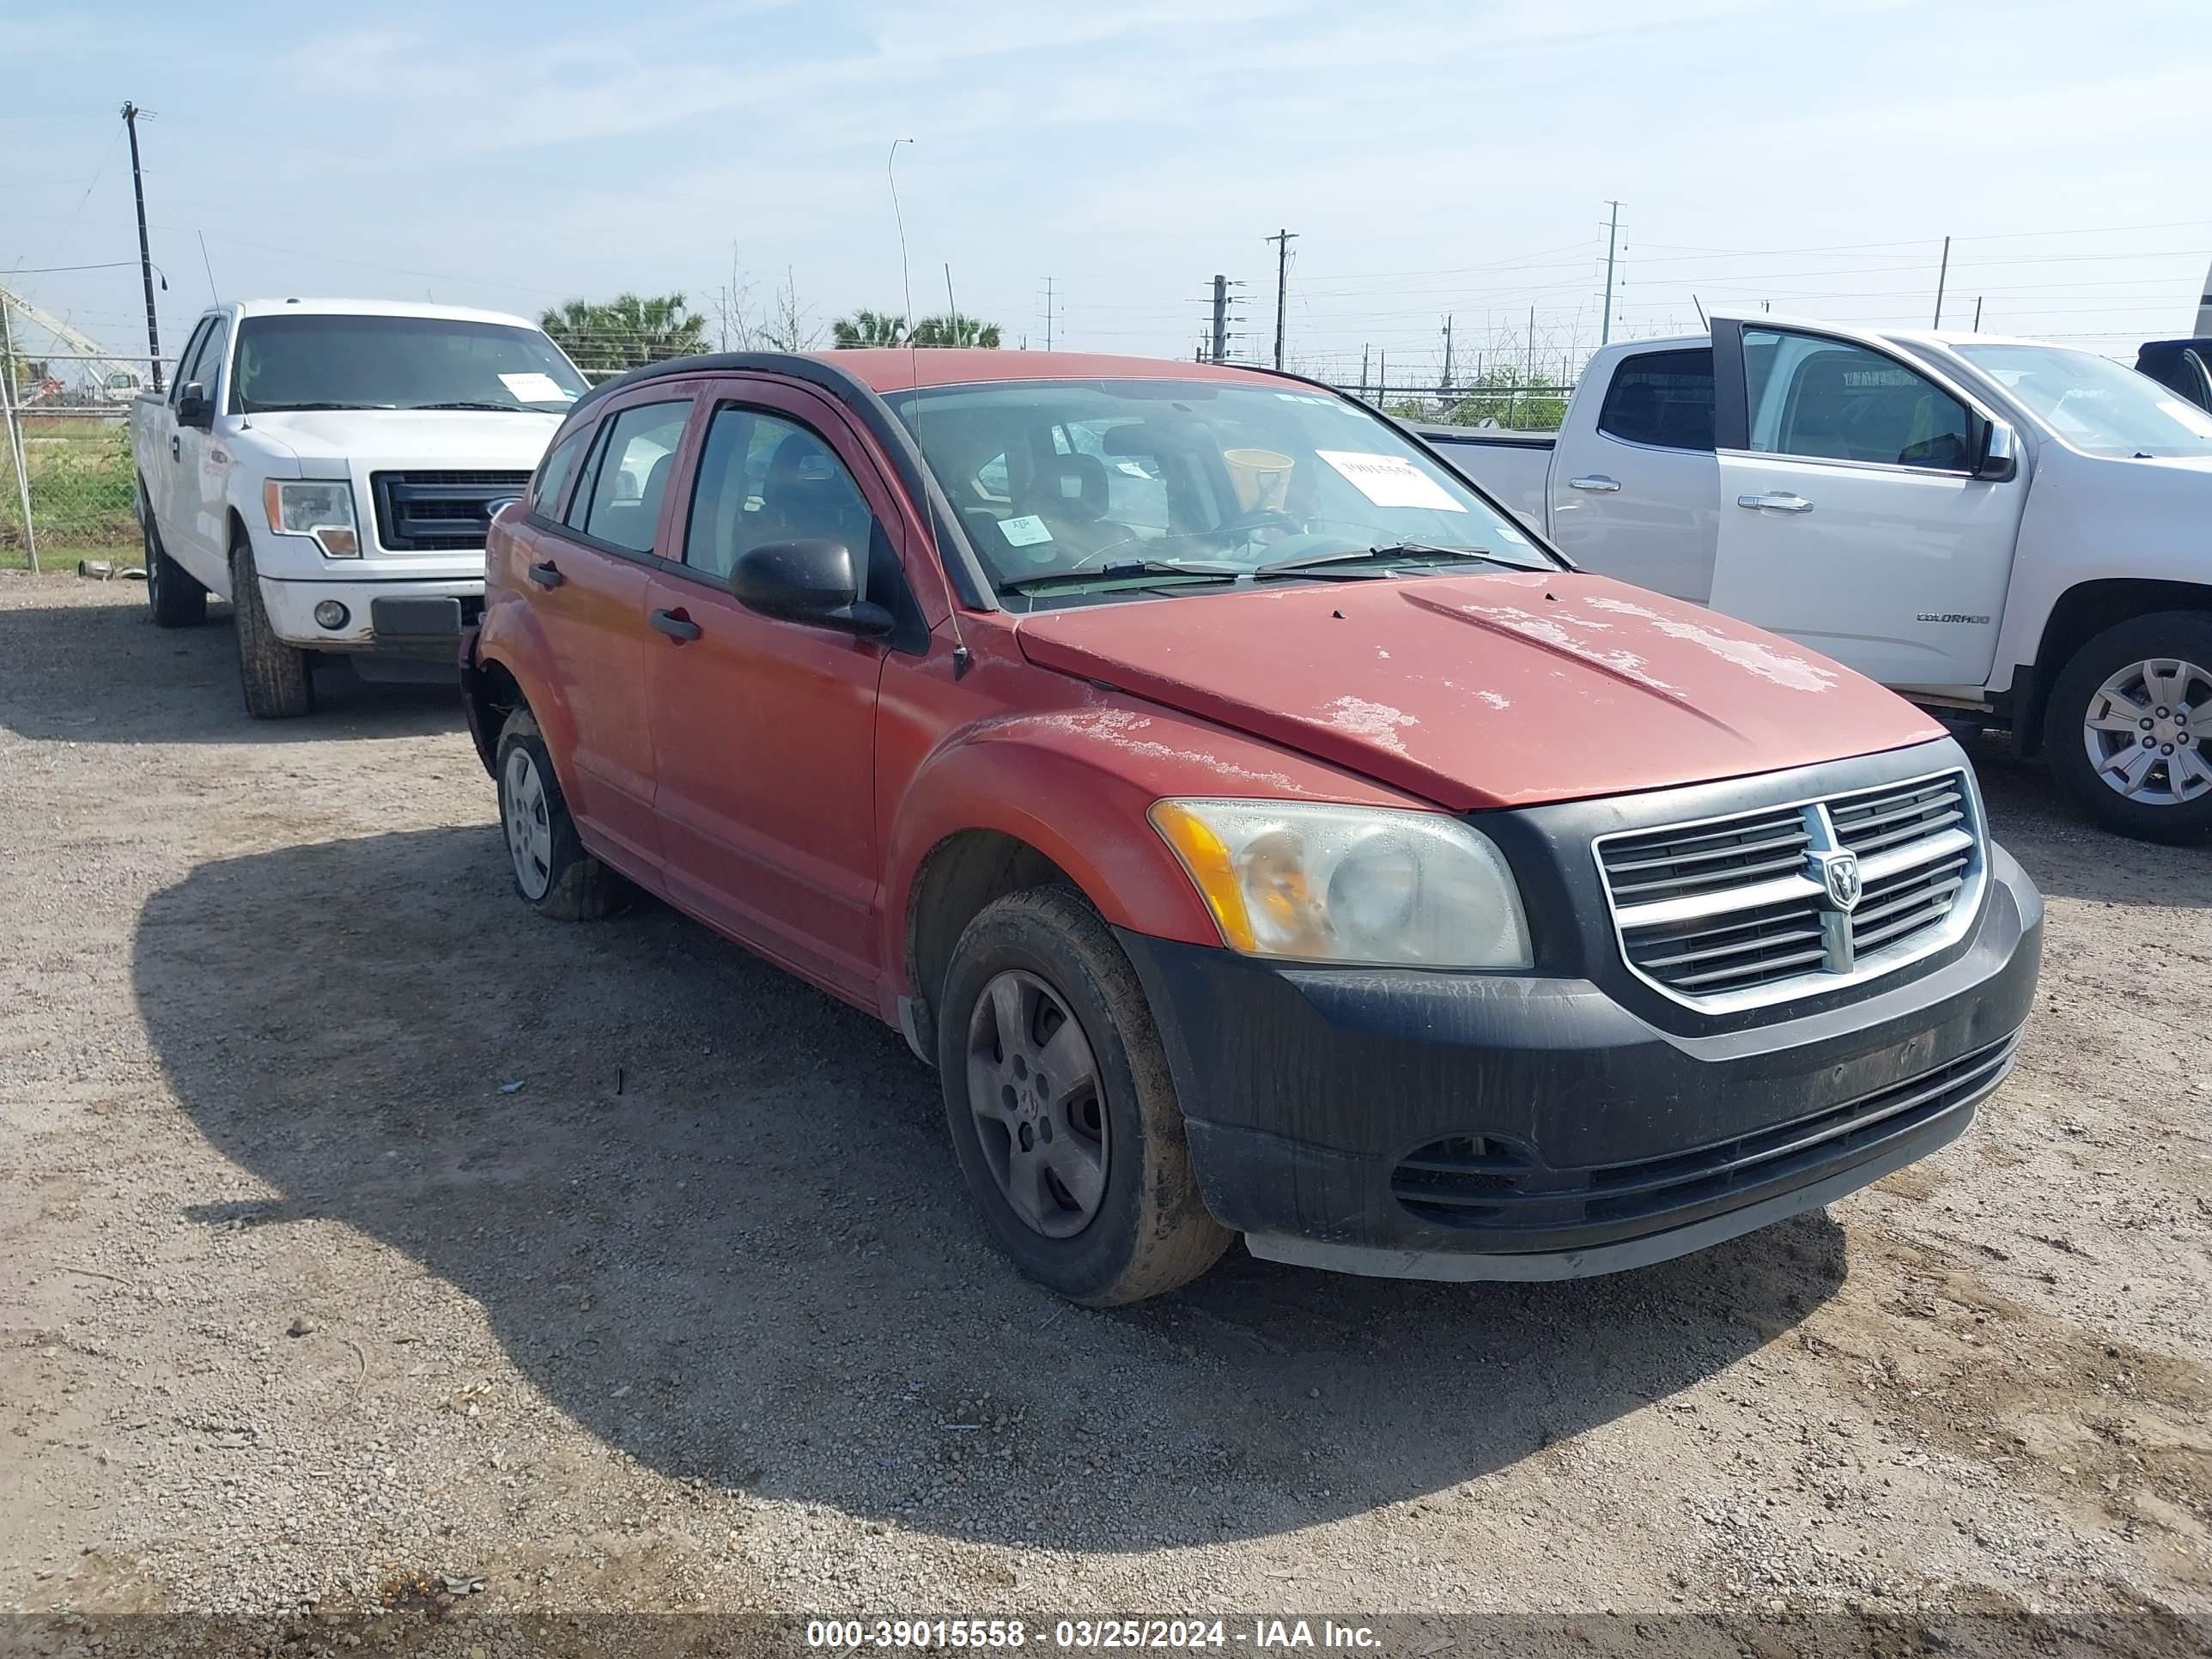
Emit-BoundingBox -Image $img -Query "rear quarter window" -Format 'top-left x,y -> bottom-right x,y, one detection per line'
1598,349 -> 1716,451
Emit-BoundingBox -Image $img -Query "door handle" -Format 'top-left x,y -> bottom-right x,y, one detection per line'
649,608 -> 702,642
1567,474 -> 1621,492
170,434 -> 180,462
526,561 -> 563,589
1736,492 -> 1814,514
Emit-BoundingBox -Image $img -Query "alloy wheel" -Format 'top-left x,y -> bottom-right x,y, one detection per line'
2081,657 -> 2212,807
964,969 -> 1109,1239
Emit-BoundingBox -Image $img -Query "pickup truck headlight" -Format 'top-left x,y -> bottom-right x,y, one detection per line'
263,479 -> 360,558
1149,799 -> 1532,969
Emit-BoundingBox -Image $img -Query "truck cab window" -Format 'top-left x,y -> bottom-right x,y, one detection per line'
1745,331 -> 1969,471
1597,349 -> 1715,451
684,409 -> 878,582
169,320 -> 213,406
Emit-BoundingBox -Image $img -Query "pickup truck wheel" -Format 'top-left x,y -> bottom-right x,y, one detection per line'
938,887 -> 1231,1305
142,507 -> 207,628
2048,611 -> 2212,844
494,708 -> 632,921
229,538 -> 315,719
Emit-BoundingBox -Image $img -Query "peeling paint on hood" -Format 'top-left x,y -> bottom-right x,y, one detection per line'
1012,572 -> 1942,811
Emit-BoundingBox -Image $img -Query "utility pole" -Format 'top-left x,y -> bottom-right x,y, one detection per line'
1932,234 -> 1951,329
1358,343 -> 1370,404
1265,228 -> 1297,370
1440,315 -> 1454,393
121,101 -> 162,392
1601,199 -> 1622,345
1210,275 -> 1228,364
1973,295 -> 1984,331
1041,276 -> 1057,351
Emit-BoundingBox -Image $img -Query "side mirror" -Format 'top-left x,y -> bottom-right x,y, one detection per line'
1975,417 -> 2018,482
176,383 -> 214,429
730,538 -> 894,638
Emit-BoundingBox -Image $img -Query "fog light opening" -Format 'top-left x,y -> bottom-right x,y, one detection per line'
313,600 -> 350,630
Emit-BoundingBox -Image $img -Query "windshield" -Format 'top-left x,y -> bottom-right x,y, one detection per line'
883,378 -> 1553,607
229,314 -> 588,415
1956,343 -> 2212,459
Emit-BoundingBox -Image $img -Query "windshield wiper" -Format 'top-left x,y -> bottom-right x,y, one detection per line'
410,400 -> 529,411
1000,559 -> 1243,595
240,401 -> 396,412
1255,542 -> 1534,580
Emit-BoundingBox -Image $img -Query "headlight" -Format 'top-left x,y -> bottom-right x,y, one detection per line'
1149,799 -> 1532,969
263,478 -> 359,557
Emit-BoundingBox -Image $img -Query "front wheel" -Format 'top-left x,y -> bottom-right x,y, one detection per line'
937,887 -> 1231,1305
2046,611 -> 2212,843
230,537 -> 314,718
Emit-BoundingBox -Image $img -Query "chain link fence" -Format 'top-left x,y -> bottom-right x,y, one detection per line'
0,356 -> 164,573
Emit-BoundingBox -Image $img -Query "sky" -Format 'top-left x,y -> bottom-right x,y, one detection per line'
4,0 -> 2209,391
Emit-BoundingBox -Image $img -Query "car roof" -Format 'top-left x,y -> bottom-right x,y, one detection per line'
807,349 -> 1281,393
228,297 -> 543,329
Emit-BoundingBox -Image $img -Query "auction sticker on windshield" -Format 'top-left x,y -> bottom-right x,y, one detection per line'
999,514 -> 1054,547
499,372 -> 574,403
1317,450 -> 1466,512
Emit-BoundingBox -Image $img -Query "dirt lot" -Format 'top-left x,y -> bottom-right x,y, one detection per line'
2,573 -> 2208,1640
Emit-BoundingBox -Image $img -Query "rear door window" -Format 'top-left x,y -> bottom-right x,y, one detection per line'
1597,349 -> 1715,451
576,400 -> 692,554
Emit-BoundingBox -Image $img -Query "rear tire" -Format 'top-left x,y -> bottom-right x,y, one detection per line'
2045,611 -> 2212,844
937,887 -> 1231,1305
142,493 -> 206,629
494,708 -> 632,921
230,536 -> 315,719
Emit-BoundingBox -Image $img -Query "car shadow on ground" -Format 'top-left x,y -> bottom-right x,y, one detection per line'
0,597 -> 465,744
1962,732 -> 2212,909
133,825 -> 1850,1552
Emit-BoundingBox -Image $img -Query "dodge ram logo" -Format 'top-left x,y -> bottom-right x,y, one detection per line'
1811,849 -> 1863,913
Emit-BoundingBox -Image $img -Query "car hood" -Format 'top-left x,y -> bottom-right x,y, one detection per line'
1013,571 -> 1943,811
239,409 -> 562,471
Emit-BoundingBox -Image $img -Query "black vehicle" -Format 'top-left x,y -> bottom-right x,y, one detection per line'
2136,339 -> 2212,411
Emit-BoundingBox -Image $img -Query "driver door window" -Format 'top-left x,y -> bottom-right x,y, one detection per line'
683,408 -> 878,581
1744,330 -> 1970,471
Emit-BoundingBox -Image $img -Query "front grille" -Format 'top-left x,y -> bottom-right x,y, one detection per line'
370,471 -> 532,552
1392,1032 -> 2017,1231
1595,769 -> 1982,1012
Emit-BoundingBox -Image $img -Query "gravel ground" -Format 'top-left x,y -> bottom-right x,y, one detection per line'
1,573 -> 2207,1644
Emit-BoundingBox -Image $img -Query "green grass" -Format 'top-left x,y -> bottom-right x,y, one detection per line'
0,415 -> 139,562
0,544 -> 128,574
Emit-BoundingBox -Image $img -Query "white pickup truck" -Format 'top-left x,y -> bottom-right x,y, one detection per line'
1419,315 -> 2212,842
131,298 -> 585,716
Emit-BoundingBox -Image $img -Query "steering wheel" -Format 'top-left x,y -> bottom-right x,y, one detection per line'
1215,507 -> 1304,538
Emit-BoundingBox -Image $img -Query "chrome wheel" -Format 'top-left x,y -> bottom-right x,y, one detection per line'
964,969 -> 1109,1239
2082,656 -> 2212,807
501,746 -> 555,901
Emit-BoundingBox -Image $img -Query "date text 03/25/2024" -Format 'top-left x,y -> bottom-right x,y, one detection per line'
803,1619 -> 1381,1650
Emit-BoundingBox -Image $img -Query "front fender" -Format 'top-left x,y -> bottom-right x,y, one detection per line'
878,700 -> 1421,996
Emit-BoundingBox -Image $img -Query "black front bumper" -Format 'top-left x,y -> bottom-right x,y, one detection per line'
1116,836 -> 2041,1281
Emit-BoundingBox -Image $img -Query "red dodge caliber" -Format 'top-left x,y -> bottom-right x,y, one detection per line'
459,349 -> 2041,1304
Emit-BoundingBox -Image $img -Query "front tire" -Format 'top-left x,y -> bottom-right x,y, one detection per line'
2046,611 -> 2212,843
494,708 -> 631,921
937,887 -> 1231,1305
229,536 -> 314,719
142,494 -> 206,629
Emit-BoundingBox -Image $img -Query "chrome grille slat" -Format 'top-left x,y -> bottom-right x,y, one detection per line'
1593,769 -> 1986,1013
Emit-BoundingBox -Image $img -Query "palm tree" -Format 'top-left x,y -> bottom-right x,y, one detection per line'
539,293 -> 709,374
909,314 -> 1002,349
831,309 -> 908,348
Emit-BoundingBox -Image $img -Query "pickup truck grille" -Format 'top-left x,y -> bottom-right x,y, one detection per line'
1594,769 -> 1982,1012
369,471 -> 532,552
